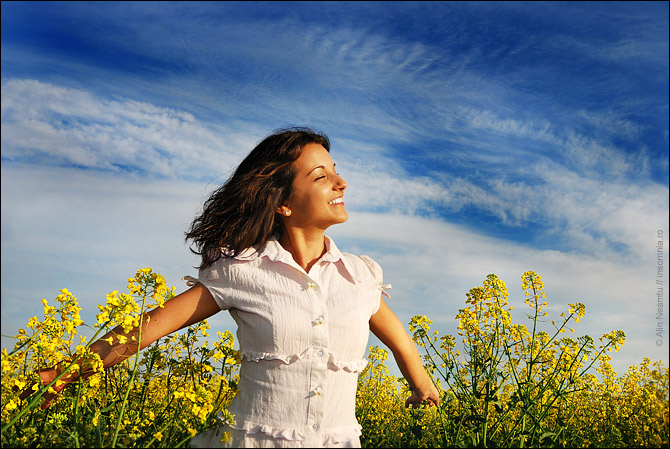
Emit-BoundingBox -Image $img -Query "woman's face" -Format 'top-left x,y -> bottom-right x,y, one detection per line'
281,142 -> 348,231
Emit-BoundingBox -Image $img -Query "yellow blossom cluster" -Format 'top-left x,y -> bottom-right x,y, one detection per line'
1,268 -> 238,448
390,271 -> 667,448
2,268 -> 667,448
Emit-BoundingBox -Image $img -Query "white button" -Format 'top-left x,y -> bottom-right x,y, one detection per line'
316,349 -> 324,357
312,316 -> 324,325
307,282 -> 317,289
313,423 -> 319,430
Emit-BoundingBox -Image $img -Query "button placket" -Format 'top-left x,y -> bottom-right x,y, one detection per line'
305,276 -> 328,434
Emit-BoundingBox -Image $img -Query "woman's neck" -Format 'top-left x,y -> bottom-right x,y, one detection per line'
279,228 -> 327,273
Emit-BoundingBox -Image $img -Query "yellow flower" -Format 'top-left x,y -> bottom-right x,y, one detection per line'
154,432 -> 163,442
26,316 -> 39,329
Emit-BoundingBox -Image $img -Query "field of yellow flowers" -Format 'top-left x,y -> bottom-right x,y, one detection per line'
2,268 -> 668,448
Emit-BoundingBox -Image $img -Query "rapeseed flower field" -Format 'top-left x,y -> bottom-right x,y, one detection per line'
2,269 -> 668,447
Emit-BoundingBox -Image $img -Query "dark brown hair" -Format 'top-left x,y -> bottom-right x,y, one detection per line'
185,127 -> 330,269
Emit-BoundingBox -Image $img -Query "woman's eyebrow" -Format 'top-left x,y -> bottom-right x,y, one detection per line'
307,163 -> 336,176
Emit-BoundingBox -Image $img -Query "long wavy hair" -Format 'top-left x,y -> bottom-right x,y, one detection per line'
185,127 -> 331,269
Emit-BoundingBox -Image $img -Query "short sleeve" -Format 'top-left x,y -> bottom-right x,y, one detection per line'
194,258 -> 233,310
359,255 -> 388,315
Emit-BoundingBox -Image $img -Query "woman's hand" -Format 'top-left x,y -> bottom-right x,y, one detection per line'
405,384 -> 441,409
369,298 -> 441,410
16,283 -> 219,411
17,365 -> 74,410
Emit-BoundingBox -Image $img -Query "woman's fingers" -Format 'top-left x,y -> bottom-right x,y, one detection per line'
15,367 -> 65,409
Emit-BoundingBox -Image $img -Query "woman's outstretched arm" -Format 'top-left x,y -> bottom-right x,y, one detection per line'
21,282 -> 219,409
369,297 -> 440,408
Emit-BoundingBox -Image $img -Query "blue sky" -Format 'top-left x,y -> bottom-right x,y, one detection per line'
2,1 -> 668,378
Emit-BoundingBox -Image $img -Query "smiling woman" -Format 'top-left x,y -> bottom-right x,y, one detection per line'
184,128 -> 333,269
21,126 -> 439,448
274,143 -> 349,270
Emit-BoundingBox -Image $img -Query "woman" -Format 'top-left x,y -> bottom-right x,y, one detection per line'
23,127 -> 440,448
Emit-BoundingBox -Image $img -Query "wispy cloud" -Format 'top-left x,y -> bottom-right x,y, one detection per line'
330,211 -> 666,376
1,162 -> 665,377
1,2 -> 667,378
3,77 -> 666,265
1,79 -> 257,180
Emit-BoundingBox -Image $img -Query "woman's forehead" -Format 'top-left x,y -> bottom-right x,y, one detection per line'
295,143 -> 333,172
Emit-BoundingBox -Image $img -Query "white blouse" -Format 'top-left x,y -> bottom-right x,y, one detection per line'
188,235 -> 390,448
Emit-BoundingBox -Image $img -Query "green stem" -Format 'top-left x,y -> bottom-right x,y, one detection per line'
110,287 -> 150,448
73,375 -> 83,448
2,334 -> 33,357
138,341 -> 160,416
526,280 -> 541,389
2,322 -> 110,434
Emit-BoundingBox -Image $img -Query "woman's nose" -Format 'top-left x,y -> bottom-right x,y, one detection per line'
336,174 -> 347,190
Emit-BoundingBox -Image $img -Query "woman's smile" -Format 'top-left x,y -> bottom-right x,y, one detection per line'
328,196 -> 344,206
282,142 -> 348,231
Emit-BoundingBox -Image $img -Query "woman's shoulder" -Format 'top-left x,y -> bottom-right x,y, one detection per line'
197,251 -> 237,280
340,252 -> 383,283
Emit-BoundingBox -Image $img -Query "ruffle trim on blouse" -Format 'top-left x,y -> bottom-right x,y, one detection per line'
327,355 -> 369,373
227,421 -> 363,444
182,275 -> 198,287
240,347 -> 311,364
323,423 -> 363,445
228,422 -> 304,441
240,350 -> 369,373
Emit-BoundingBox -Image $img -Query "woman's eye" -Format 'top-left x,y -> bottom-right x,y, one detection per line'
315,175 -> 325,181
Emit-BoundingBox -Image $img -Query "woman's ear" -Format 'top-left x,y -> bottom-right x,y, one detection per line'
276,206 -> 292,216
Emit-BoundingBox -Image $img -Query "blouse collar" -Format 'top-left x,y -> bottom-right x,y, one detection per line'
232,235 -> 361,281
